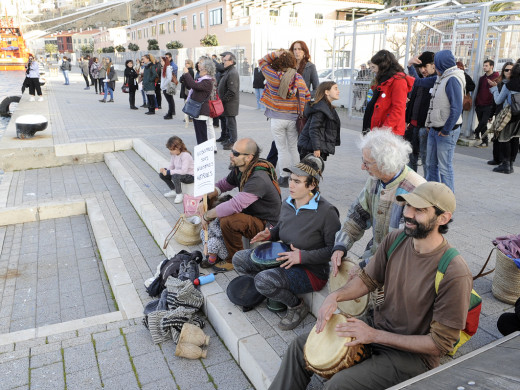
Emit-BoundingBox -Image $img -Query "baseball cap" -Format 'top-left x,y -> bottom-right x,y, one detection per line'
220,51 -> 232,58
396,182 -> 456,213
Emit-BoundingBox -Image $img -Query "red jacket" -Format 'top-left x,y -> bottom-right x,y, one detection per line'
371,72 -> 415,136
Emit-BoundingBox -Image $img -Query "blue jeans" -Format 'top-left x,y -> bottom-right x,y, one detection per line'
141,90 -> 147,105
426,126 -> 460,192
254,88 -> 264,109
419,127 -> 429,176
62,70 -> 69,85
103,83 -> 113,100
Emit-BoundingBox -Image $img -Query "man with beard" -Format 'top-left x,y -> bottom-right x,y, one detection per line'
199,138 -> 281,271
269,182 -> 473,390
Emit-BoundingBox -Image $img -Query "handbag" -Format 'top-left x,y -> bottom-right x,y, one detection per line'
462,94 -> 472,111
209,92 -> 224,118
511,93 -> 520,116
182,97 -> 204,118
166,81 -> 176,95
163,214 -> 202,247
121,84 -> 130,93
296,89 -> 307,135
171,73 -> 179,85
490,105 -> 512,134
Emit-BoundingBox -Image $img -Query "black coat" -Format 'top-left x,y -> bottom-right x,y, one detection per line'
298,100 -> 341,156
124,67 -> 138,92
253,67 -> 265,89
180,67 -> 195,99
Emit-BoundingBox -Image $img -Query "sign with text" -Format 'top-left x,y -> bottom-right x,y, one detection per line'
193,140 -> 215,197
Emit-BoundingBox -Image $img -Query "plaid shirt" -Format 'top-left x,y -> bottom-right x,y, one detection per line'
333,166 -> 425,260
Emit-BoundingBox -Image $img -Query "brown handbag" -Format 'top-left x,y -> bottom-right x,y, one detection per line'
296,89 -> 307,135
171,73 -> 179,85
463,94 -> 472,111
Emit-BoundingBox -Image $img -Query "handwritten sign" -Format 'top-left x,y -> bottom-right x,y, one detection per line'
193,140 -> 215,197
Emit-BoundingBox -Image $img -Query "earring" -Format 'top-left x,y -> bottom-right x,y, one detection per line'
309,191 -> 313,196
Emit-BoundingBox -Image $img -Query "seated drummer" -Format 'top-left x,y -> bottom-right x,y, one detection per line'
233,157 -> 341,330
269,182 -> 473,390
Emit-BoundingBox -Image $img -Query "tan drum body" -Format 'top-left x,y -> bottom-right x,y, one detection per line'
329,259 -> 368,316
304,314 -> 370,379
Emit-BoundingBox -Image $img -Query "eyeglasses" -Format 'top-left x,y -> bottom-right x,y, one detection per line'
231,149 -> 251,157
361,158 -> 377,169
504,68 -> 512,73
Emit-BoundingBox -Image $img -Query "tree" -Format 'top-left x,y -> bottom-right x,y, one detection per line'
147,39 -> 159,51
128,43 -> 139,51
102,46 -> 115,53
166,40 -> 183,49
80,43 -> 93,55
44,43 -> 58,56
200,34 -> 218,47
115,45 -> 126,52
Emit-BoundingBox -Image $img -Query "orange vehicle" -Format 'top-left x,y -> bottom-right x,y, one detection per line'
0,15 -> 28,71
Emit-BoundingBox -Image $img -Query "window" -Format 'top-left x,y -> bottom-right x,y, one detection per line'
269,10 -> 279,16
159,23 -> 165,34
209,8 -> 222,26
84,38 -> 87,43
290,11 -> 298,18
151,25 -> 156,36
173,19 -> 177,32
200,12 -> 205,28
315,13 -> 323,19
192,14 -> 197,29
181,16 -> 187,31
168,21 -> 171,33
137,29 -> 142,39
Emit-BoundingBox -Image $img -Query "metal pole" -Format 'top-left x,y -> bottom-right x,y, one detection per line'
451,19 -> 457,54
494,30 -> 502,64
465,5 -> 490,138
348,21 -> 357,118
382,22 -> 387,50
404,16 -> 412,66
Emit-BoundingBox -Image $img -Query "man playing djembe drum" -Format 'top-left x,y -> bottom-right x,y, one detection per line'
269,182 -> 473,390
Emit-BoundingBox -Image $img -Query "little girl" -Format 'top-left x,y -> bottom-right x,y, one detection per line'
159,136 -> 194,204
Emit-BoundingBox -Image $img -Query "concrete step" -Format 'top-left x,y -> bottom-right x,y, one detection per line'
104,138 -> 333,390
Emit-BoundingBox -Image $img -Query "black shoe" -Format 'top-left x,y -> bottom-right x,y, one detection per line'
157,106 -> 162,109
99,99 -> 106,103
487,160 -> 499,165
107,99 -> 114,103
493,162 -> 511,174
140,104 -> 147,108
474,133 -> 480,140
510,162 -> 515,173
278,176 -> 289,188
216,136 -> 225,142
145,112 -> 155,115
130,106 -> 138,110
164,115 -> 173,120
475,142 -> 488,148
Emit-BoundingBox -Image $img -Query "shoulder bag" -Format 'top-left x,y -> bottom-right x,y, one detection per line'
511,93 -> 520,116
171,73 -> 179,85
182,93 -> 211,118
209,92 -> 224,118
490,105 -> 512,134
462,94 -> 472,111
121,84 -> 130,93
166,81 -> 177,95
296,89 -> 307,135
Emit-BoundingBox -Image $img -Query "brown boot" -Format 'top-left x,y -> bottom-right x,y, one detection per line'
278,299 -> 309,331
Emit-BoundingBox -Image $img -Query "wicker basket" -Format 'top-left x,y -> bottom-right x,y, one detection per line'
492,249 -> 520,304
163,214 -> 202,248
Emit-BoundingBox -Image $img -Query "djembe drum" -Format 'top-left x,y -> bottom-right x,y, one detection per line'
329,259 -> 369,317
304,314 -> 371,379
250,242 -> 290,269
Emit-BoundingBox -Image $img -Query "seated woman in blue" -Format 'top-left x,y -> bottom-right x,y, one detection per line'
232,157 -> 341,330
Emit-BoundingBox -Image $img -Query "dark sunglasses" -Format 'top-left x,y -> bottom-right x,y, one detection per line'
504,68 -> 512,73
231,149 -> 250,157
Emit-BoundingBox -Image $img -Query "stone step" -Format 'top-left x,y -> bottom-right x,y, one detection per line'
104,138 -> 333,390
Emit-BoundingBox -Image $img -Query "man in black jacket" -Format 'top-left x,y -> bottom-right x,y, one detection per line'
218,52 -> 240,150
405,51 -> 435,176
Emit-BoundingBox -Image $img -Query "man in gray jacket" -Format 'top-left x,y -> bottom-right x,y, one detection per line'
218,52 -> 240,150
79,57 -> 90,90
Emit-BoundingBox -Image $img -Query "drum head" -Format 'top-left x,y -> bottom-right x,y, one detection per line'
305,314 -> 350,371
250,242 -> 289,268
329,259 -> 368,317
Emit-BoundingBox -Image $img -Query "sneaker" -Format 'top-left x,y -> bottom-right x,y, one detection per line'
84,87 -> 90,90
212,260 -> 234,272
278,300 -> 309,331
99,99 -> 106,103
37,97 -> 44,102
278,176 -> 289,188
29,96 -> 35,102
164,190 -> 176,198
200,255 -> 218,268
107,99 -> 114,103
174,194 -> 184,204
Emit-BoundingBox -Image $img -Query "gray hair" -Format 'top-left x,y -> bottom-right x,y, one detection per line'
358,128 -> 411,175
198,56 -> 216,76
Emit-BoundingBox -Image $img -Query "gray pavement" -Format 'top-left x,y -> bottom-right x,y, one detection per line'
0,71 -> 518,389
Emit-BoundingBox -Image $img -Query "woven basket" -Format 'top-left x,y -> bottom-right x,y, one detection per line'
163,214 -> 202,248
492,249 -> 520,304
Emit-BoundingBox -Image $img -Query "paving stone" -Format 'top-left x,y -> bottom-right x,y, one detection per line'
65,367 -> 103,390
124,327 -> 158,357
97,346 -> 133,381
10,316 -> 36,332
36,303 -> 62,326
206,359 -> 253,389
0,343 -> 15,354
0,349 -> 30,364
60,305 -> 86,322
29,350 -> 62,369
100,371 -> 140,390
61,334 -> 93,348
36,289 -> 60,307
46,330 -> 78,344
76,324 -> 107,337
0,358 -> 29,388
140,376 -> 177,390
92,330 -> 125,353
31,362 -> 65,390
132,350 -> 171,386
164,352 -> 209,389
14,337 -> 47,352
30,342 -> 62,356
63,343 -> 97,374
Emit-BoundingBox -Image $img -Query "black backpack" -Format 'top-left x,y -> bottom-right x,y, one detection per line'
146,250 -> 202,297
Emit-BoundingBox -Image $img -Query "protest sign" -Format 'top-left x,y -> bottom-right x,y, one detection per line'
193,140 -> 215,197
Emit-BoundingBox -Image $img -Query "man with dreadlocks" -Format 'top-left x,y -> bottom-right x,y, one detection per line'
200,138 -> 282,272
233,156 -> 340,330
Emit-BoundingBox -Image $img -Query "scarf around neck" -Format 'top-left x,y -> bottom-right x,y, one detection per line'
278,68 -> 297,99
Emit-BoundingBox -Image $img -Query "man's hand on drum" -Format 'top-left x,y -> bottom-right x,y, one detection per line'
316,293 -> 338,334
250,228 -> 270,243
331,250 -> 345,277
336,317 -> 376,346
277,244 -> 301,269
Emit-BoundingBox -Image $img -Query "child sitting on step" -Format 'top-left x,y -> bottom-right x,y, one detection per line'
159,136 -> 194,204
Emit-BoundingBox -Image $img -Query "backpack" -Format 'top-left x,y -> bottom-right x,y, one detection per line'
387,232 -> 482,356
145,250 -> 202,297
